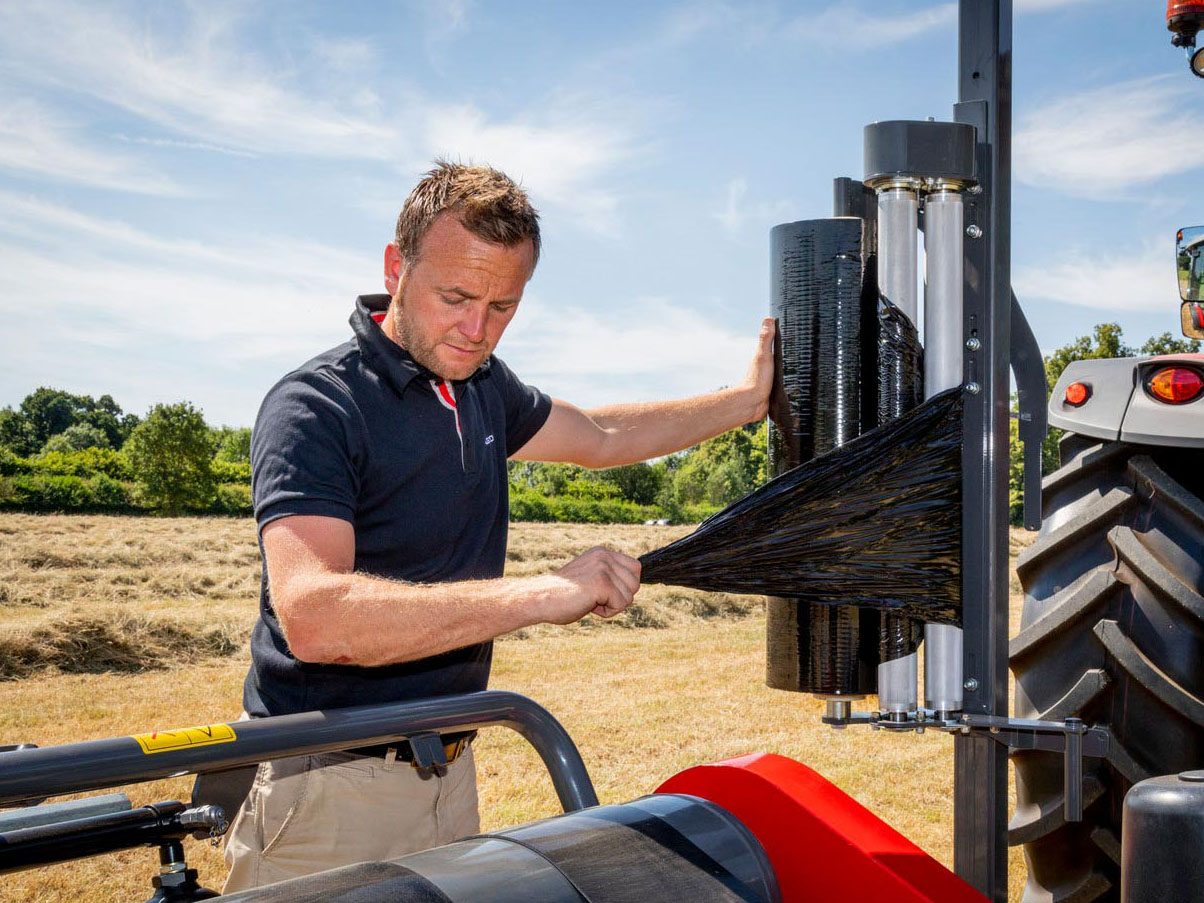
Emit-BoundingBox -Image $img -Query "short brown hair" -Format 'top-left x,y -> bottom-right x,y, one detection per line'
395,160 -> 541,267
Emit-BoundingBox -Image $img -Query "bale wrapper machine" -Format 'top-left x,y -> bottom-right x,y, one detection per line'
4,2 -> 1204,901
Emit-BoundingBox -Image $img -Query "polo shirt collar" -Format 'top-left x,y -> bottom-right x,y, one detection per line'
350,294 -> 428,397
350,294 -> 493,397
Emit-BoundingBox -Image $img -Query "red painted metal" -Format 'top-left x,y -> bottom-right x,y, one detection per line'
657,753 -> 986,903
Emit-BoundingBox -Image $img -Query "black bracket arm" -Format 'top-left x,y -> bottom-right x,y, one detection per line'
960,714 -> 1103,822
1010,291 -> 1048,530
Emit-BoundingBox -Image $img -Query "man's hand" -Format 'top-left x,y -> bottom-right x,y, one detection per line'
533,546 -> 642,625
741,317 -> 777,422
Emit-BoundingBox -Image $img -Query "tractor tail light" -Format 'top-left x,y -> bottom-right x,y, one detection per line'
1146,366 -> 1204,404
1064,382 -> 1091,407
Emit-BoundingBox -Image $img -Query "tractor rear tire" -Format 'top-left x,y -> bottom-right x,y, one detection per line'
1010,435 -> 1204,903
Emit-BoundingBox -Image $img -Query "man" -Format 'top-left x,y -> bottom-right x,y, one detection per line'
223,161 -> 775,891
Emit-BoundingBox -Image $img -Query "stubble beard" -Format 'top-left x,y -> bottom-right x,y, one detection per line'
389,290 -> 486,382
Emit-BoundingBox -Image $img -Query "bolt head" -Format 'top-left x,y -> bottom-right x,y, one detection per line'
965,382 -> 981,395
963,677 -> 979,691
965,224 -> 983,239
965,337 -> 981,351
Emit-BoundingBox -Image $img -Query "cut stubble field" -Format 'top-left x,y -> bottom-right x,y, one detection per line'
0,514 -> 1036,901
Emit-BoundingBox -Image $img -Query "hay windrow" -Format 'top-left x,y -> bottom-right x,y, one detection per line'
0,515 -> 766,677
0,615 -> 245,680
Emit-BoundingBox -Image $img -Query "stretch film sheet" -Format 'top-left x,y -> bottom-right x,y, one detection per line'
640,388 -> 964,625
876,299 -> 927,661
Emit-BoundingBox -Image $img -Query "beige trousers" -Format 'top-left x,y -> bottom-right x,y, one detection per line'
222,745 -> 479,893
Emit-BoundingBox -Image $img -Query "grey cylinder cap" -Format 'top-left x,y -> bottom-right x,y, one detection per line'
864,120 -> 976,187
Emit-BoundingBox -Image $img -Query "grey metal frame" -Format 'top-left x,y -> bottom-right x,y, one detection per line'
953,1 -> 1013,899
0,691 -> 598,814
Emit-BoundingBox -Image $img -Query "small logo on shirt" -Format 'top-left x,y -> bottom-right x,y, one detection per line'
484,435 -> 495,446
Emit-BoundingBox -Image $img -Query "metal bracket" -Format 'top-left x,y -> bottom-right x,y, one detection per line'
821,709 -> 1106,823
957,714 -> 1102,822
406,732 -> 449,776
1009,291 -> 1048,531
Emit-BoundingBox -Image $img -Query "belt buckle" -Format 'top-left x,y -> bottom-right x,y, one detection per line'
444,736 -> 467,764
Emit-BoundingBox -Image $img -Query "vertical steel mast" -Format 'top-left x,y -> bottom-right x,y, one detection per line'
953,0 -> 1012,898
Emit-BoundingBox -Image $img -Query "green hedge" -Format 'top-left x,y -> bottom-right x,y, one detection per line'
510,489 -> 662,524
0,473 -> 134,512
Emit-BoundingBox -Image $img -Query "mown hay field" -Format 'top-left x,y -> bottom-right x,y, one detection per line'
0,514 -> 1036,901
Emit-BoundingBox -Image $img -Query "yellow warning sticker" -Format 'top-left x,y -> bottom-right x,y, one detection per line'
131,723 -> 237,755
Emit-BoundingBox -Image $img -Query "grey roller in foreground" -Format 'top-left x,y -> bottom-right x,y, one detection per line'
922,187 -> 965,718
875,183 -> 920,720
220,794 -> 780,903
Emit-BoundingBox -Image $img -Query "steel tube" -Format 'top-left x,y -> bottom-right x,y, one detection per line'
876,185 -> 920,718
923,188 -> 966,717
0,691 -> 598,813
877,188 -> 919,318
0,801 -> 187,873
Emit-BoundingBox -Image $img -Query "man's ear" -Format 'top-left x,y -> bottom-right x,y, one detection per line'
384,243 -> 403,295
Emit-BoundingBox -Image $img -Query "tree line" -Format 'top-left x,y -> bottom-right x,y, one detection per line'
0,325 -> 1196,522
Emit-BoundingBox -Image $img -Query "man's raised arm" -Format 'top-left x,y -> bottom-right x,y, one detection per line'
264,515 -> 641,667
513,318 -> 776,469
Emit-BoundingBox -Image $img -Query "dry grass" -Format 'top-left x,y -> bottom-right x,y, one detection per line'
0,514 -> 1037,901
0,516 -> 756,678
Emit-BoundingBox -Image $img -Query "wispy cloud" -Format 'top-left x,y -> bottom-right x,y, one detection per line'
654,0 -> 1089,52
502,294 -> 757,406
0,0 -> 645,228
713,177 -> 794,234
1015,0 -> 1089,11
0,100 -> 185,195
0,2 -> 398,160
785,3 -> 957,47
1014,240 -> 1179,312
1015,77 -> 1204,197
0,192 -> 377,361
423,100 -> 643,232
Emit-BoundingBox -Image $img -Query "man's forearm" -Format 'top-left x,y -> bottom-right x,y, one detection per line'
280,570 -> 555,667
584,384 -> 761,468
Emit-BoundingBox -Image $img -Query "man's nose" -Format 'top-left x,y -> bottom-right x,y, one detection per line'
457,306 -> 488,344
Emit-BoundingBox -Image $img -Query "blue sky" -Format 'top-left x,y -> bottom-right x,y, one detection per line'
0,0 -> 1198,427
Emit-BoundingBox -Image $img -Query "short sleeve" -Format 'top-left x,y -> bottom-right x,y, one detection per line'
489,357 -> 552,456
251,372 -> 363,530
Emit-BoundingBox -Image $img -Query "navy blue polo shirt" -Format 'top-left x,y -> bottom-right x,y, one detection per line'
243,294 -> 552,717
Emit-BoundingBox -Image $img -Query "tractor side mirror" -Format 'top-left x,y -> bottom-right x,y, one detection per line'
1175,225 -> 1204,302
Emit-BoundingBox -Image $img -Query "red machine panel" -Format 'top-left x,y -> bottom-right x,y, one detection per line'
657,753 -> 986,903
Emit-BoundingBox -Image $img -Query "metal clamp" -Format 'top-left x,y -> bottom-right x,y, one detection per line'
406,732 -> 449,776
955,714 -> 1104,822
820,708 -> 1105,823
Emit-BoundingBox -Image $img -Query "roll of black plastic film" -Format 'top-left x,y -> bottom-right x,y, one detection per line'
766,218 -> 870,696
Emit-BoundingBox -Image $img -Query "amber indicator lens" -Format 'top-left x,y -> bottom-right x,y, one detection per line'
1064,382 -> 1091,407
1147,366 -> 1204,404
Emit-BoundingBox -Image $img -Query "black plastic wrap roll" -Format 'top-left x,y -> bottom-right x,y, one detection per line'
639,388 -> 963,624
764,218 -> 868,696
876,300 -> 927,662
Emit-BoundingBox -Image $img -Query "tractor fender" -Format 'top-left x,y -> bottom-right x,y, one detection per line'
1048,355 -> 1204,448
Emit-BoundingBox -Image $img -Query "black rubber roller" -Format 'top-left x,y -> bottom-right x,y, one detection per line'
220,794 -> 779,902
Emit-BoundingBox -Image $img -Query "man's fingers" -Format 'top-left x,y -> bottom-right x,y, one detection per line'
606,559 -> 640,597
606,552 -> 641,588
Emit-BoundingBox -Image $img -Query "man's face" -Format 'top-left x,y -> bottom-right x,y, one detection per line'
383,213 -> 535,381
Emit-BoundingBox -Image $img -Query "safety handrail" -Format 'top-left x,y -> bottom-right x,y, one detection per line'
0,691 -> 598,812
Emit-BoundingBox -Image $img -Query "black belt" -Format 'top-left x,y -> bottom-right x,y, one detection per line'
345,730 -> 475,763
